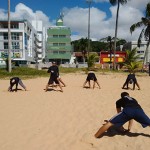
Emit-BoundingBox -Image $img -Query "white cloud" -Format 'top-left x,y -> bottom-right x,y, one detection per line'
63,0 -> 148,41
0,3 -> 51,28
0,1 -> 149,42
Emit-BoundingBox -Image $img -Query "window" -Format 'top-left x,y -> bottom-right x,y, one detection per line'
11,24 -> 19,29
53,35 -> 58,38
59,35 -> 66,38
3,33 -> 8,40
59,51 -> 66,54
137,51 -> 144,53
4,42 -> 8,49
53,51 -> 58,54
11,33 -> 19,40
140,44 -> 145,47
59,43 -> 66,46
53,43 -> 58,46
12,42 -> 20,49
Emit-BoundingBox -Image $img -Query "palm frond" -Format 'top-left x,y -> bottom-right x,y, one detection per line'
109,0 -> 128,5
137,28 -> 145,47
109,0 -> 117,5
130,21 -> 144,34
141,17 -> 149,26
144,26 -> 150,41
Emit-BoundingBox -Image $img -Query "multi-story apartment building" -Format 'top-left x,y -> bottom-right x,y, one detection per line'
46,16 -> 72,64
32,20 -> 46,63
123,41 -> 150,65
0,19 -> 45,67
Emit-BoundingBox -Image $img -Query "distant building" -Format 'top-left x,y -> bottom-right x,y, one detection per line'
0,19 -> 44,67
32,20 -> 46,62
123,41 -> 150,65
100,51 -> 126,64
46,15 -> 72,64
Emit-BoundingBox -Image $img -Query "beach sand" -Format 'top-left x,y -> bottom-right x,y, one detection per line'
0,72 -> 150,150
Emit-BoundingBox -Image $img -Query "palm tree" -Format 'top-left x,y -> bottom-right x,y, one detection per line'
130,3 -> 150,69
109,0 -> 128,70
124,48 -> 142,71
87,53 -> 99,69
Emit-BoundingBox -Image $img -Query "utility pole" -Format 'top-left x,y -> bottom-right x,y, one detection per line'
8,0 -> 12,72
86,0 -> 92,56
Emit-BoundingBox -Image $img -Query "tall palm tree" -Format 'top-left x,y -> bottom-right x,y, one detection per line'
130,3 -> 150,69
109,0 -> 128,70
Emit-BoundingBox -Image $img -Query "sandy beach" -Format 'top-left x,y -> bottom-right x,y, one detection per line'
0,72 -> 150,150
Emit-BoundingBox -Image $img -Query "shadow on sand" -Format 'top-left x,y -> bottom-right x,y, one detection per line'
99,126 -> 150,138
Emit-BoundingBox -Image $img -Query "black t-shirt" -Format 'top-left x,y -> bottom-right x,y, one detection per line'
47,65 -> 59,77
10,77 -> 20,83
127,73 -> 136,80
116,96 -> 141,109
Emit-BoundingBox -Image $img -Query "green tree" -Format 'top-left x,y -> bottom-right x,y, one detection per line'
124,48 -> 142,71
130,3 -> 150,68
87,53 -> 99,69
109,0 -> 128,69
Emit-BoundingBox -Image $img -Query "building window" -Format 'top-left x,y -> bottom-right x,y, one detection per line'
4,42 -> 8,49
53,51 -> 58,54
12,42 -> 20,49
140,44 -> 145,47
137,51 -> 144,53
59,35 -> 66,38
59,43 -> 66,46
53,35 -> 58,38
3,33 -> 8,40
59,51 -> 66,54
3,24 -> 8,28
53,43 -> 58,46
11,33 -> 19,40
11,24 -> 19,29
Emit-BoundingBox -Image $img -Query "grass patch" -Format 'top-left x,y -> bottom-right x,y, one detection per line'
0,66 -> 148,79
0,67 -> 85,79
0,67 -> 48,79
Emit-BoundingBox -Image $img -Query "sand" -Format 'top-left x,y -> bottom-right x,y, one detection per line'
0,72 -> 150,150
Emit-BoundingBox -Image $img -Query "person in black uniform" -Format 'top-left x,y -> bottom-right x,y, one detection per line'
122,72 -> 140,90
95,92 -> 150,138
45,62 -> 63,92
83,71 -> 101,89
8,77 -> 27,92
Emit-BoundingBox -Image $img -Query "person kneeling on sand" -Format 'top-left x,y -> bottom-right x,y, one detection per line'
95,92 -> 150,138
8,77 -> 27,92
83,71 -> 101,89
122,72 -> 140,90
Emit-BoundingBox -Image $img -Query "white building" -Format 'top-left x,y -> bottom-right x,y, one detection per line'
32,20 -> 46,62
0,19 -> 45,67
123,41 -> 150,65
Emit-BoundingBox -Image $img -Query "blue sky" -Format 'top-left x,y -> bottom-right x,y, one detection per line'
2,0 -> 111,20
1,0 -> 150,41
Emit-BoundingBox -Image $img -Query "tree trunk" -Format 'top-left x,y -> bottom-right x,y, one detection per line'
113,1 -> 120,70
8,0 -> 12,72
